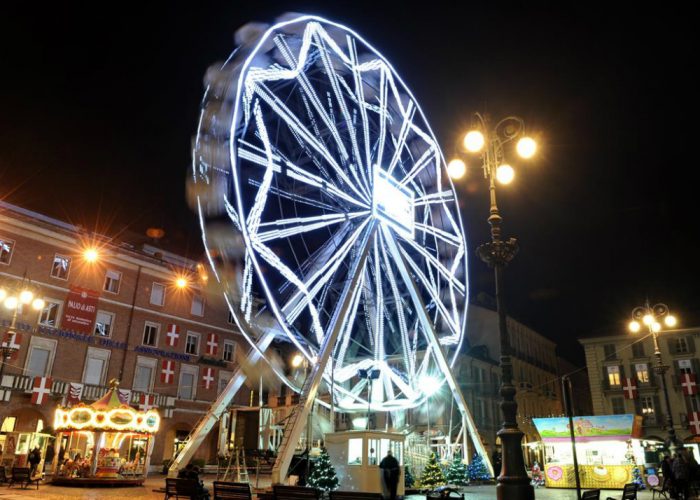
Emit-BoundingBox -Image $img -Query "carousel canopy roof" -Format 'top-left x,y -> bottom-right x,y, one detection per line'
54,379 -> 160,434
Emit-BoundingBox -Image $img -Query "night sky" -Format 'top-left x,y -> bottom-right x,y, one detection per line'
1,3 -> 697,365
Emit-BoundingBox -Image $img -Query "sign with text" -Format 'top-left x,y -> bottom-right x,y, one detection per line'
61,286 -> 100,334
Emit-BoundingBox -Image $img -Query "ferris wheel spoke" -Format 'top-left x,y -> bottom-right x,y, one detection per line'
397,146 -> 437,189
253,82 -> 371,204
255,211 -> 369,243
348,36 -> 373,181
414,190 -> 455,206
386,100 -> 415,177
413,221 -> 463,248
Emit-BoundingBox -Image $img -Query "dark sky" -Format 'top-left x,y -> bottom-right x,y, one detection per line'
1,3 -> 697,365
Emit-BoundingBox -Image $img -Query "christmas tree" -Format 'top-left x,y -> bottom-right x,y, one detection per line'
445,453 -> 469,486
632,465 -> 645,490
467,452 -> 491,482
404,465 -> 415,488
307,447 -> 339,492
419,453 -> 446,489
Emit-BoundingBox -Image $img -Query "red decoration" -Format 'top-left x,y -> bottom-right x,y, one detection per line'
689,412 -> 700,434
1,331 -> 21,360
206,333 -> 219,356
622,377 -> 638,399
202,367 -> 215,389
139,393 -> 157,411
161,360 -> 176,384
165,324 -> 180,347
31,376 -> 53,405
681,373 -> 698,396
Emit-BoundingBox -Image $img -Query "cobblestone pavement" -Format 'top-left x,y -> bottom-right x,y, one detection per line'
0,477 -> 659,500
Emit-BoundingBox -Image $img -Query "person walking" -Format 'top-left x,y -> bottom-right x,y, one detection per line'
672,452 -> 689,500
661,454 -> 675,497
28,447 -> 42,478
379,450 -> 400,500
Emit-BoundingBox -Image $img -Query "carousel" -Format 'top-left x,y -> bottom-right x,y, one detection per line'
51,379 -> 160,486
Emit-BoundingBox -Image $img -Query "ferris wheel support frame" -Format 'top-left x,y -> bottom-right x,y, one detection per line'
382,226 -> 494,477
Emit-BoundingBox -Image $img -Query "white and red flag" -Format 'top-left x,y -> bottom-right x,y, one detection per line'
31,376 -> 53,405
206,333 -> 219,356
166,324 -> 180,347
622,377 -> 638,399
689,412 -> 700,434
139,393 -> 157,411
1,331 -> 21,360
681,373 -> 698,396
202,367 -> 215,389
66,382 -> 83,406
117,388 -> 132,404
161,360 -> 176,384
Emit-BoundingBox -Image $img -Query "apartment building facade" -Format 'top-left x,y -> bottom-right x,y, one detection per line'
0,201 -> 249,467
580,328 -> 700,441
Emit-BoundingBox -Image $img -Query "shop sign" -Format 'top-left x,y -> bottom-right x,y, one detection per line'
61,286 -> 100,334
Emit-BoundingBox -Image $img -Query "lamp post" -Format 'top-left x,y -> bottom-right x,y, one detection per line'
449,113 -> 537,500
0,279 -> 45,394
628,301 -> 681,452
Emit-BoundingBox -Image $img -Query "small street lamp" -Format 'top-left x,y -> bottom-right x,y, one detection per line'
450,112 -> 537,500
628,301 -> 681,452
0,279 -> 45,394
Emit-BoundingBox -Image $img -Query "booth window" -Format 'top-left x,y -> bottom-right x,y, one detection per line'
348,438 -> 362,465
368,439 -> 379,465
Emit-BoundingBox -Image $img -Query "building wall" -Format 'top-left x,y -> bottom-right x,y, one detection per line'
580,329 -> 700,441
0,203 -> 250,467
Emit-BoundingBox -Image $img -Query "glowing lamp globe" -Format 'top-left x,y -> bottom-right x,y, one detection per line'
496,164 -> 515,184
642,314 -> 654,326
463,130 -> 485,152
291,353 -> 304,368
420,375 -> 440,396
516,137 -> 537,159
32,298 -> 46,311
628,321 -> 641,333
19,290 -> 34,304
84,248 -> 99,263
652,322 -> 661,332
175,277 -> 188,289
447,159 -> 466,180
665,315 -> 677,327
4,296 -> 18,310
0,289 -> 6,302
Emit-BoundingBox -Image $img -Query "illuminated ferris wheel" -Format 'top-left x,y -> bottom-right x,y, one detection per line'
193,14 -> 468,412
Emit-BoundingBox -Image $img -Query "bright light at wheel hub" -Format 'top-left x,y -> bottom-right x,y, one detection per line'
373,167 -> 415,239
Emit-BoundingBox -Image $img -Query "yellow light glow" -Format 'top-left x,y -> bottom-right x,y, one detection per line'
4,296 -> 18,310
291,353 -> 304,368
447,159 -> 466,180
642,314 -> 654,326
83,248 -> 99,263
463,130 -> 485,153
176,277 -> 188,289
0,289 -> 7,302
652,322 -> 661,332
665,315 -> 677,327
496,164 -> 515,184
628,321 -> 641,333
516,137 -> 537,159
32,298 -> 45,311
54,405 -> 160,433
19,290 -> 33,304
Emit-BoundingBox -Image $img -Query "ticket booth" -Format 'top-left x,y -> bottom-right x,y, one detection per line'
325,430 -> 404,495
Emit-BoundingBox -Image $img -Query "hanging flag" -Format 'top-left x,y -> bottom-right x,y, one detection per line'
139,393 -> 157,411
66,382 -> 83,406
161,360 -> 176,384
622,377 -> 638,399
689,412 -> 700,434
31,376 -> 53,405
202,367 -> 215,389
166,324 -> 180,347
680,373 -> 698,396
206,333 -> 219,356
117,388 -> 132,404
1,331 -> 21,360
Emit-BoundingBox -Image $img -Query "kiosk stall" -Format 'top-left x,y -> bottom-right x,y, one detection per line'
51,379 -> 160,486
533,414 -> 649,489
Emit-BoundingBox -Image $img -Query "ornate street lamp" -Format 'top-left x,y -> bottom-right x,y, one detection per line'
449,112 -> 537,500
628,301 -> 681,452
0,279 -> 45,394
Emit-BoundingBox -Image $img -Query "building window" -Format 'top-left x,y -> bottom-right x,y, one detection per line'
178,364 -> 198,400
223,341 -> 235,362
691,397 -> 700,413
191,295 -> 205,316
228,311 -> 235,324
142,322 -> 159,346
133,356 -> 156,392
103,270 -> 122,294
635,363 -> 650,384
50,254 -> 71,280
94,310 -> 114,337
678,359 -> 693,374
675,337 -> 689,354
640,396 -> 656,421
185,332 -> 200,355
24,337 -> 57,378
611,397 -> 625,415
0,238 -> 15,265
603,344 -> 617,360
38,299 -> 62,328
607,365 -> 621,387
150,282 -> 165,306
218,370 -> 232,393
82,347 -> 110,386
0,417 -> 16,432
632,342 -> 645,358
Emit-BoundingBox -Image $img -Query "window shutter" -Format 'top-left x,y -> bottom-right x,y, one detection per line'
602,366 -> 610,389
692,359 -> 700,376
649,365 -> 657,386
630,364 -> 637,383
667,338 -> 676,355
633,398 -> 642,416
653,395 -> 662,423
620,365 -> 626,380
686,336 -> 696,353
